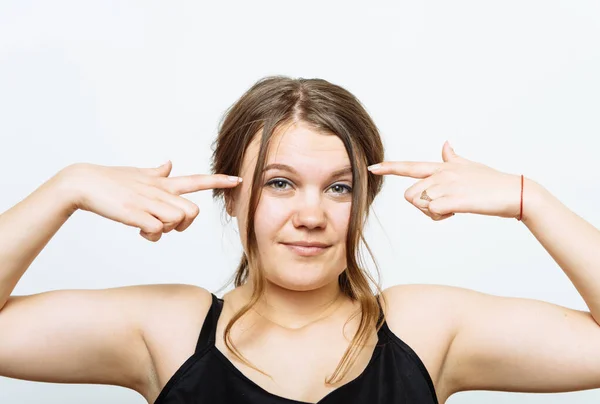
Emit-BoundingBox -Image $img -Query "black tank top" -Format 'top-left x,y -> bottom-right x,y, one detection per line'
153,293 -> 438,404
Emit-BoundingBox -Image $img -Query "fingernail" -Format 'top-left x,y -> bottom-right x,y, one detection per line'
228,176 -> 243,182
368,164 -> 381,171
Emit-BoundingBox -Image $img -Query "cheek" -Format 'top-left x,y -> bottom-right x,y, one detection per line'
253,197 -> 289,241
330,203 -> 352,237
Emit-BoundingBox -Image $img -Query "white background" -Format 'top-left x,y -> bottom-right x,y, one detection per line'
1,1 -> 599,403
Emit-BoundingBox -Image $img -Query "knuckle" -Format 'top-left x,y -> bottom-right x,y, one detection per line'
174,209 -> 186,222
428,203 -> 447,216
175,221 -> 191,232
162,211 -> 185,232
148,222 -> 164,234
428,205 -> 441,215
188,203 -> 200,218
140,230 -> 161,242
429,209 -> 443,220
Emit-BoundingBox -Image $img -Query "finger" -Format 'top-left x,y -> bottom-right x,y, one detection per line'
431,212 -> 455,221
141,196 -> 186,233
419,184 -> 451,209
414,205 -> 454,221
441,141 -> 470,165
368,161 -> 442,179
173,200 -> 199,232
428,196 -> 466,216
441,141 -> 456,163
137,160 -> 173,177
140,185 -> 200,232
162,174 -> 243,195
140,229 -> 163,242
122,209 -> 164,235
404,176 -> 439,206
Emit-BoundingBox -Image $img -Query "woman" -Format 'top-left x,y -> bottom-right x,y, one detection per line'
0,76 -> 599,404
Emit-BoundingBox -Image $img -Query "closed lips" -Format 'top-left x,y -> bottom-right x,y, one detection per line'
283,242 -> 330,248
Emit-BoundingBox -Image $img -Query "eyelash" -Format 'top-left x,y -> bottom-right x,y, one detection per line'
265,178 -> 353,195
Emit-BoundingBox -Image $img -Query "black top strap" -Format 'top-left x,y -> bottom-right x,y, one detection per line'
195,293 -> 224,353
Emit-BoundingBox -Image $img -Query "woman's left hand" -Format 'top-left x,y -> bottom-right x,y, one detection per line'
367,141 -> 523,221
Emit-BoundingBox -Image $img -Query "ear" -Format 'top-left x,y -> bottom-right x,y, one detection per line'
225,191 -> 237,217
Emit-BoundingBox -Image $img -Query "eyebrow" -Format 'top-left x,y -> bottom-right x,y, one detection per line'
263,163 -> 352,180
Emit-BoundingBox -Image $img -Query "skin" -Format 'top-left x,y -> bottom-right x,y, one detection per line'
205,121 -> 389,402
226,121 -> 358,327
2,119 -> 600,404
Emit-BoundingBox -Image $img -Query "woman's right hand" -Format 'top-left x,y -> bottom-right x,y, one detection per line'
0,161 -> 235,396
60,161 -> 242,242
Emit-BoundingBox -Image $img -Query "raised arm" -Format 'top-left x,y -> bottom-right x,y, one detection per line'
0,167 -> 153,394
0,168 -> 78,310
0,162 -> 240,399
372,142 -> 600,398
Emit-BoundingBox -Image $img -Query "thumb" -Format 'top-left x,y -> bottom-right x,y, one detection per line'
441,141 -> 465,163
150,160 -> 173,177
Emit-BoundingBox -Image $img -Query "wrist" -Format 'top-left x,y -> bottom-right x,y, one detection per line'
48,164 -> 85,215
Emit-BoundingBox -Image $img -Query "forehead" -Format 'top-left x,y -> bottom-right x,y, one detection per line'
243,122 -> 350,174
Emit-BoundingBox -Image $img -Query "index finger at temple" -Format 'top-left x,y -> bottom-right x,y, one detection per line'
373,161 -> 441,179
165,174 -> 243,195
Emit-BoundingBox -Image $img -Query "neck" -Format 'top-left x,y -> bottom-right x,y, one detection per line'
234,278 -> 347,330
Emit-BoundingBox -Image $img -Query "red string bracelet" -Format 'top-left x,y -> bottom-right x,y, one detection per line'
517,174 -> 524,221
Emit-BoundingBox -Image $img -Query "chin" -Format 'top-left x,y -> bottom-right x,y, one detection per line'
265,264 -> 343,292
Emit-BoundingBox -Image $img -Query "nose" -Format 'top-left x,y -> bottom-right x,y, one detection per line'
291,191 -> 327,230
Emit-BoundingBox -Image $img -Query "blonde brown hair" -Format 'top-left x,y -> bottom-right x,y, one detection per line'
211,76 -> 386,384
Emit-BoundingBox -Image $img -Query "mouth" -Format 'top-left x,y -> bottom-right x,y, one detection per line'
280,242 -> 331,257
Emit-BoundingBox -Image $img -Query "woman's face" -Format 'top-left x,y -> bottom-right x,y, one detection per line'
231,121 -> 353,291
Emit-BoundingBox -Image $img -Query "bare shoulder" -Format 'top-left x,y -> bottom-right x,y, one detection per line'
380,283 -> 473,403
135,283 -> 213,401
0,282 -> 212,404
380,283 -> 474,319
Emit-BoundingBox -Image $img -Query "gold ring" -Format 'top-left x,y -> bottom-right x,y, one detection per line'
420,189 -> 433,202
